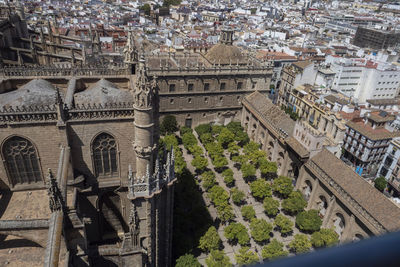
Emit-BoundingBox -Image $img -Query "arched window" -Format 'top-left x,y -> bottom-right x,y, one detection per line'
2,136 -> 42,186
318,196 -> 328,217
92,133 -> 118,177
334,213 -> 346,237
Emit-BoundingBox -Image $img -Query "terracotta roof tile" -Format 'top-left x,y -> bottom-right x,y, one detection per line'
310,149 -> 400,232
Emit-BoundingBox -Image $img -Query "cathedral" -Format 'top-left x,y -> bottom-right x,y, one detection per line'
0,10 -> 175,266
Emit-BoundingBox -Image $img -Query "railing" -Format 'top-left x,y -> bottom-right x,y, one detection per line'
0,64 -> 129,77
0,105 -> 57,124
69,103 -> 134,121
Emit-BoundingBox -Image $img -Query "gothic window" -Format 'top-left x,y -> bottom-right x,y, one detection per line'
92,133 -> 118,177
2,136 -> 42,186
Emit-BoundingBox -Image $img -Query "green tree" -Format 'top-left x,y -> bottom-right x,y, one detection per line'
311,228 -> 339,248
202,171 -> 216,191
289,234 -> 312,254
217,128 -> 235,148
261,239 -> 288,260
234,247 -> 259,266
235,130 -> 250,146
250,179 -> 272,200
374,176 -> 387,192
227,142 -> 240,156
223,175 -> 234,187
216,203 -> 235,223
295,209 -> 322,233
272,176 -> 294,198
259,160 -> 278,179
195,123 -> 212,136
205,250 -> 231,267
250,8 -> 257,14
231,188 -> 245,205
263,197 -> 280,217
174,150 -> 187,175
182,132 -> 198,149
192,156 -> 208,172
247,150 -> 267,165
241,205 -> 256,221
206,142 -> 224,158
232,155 -> 247,167
200,132 -> 214,144
175,253 -> 201,267
243,141 -> 260,155
162,134 -> 178,150
163,0 -> 181,7
211,125 -> 224,136
199,226 -> 221,252
222,169 -> 235,187
139,3 -> 151,16
282,190 -> 307,215
209,185 -> 229,206
241,163 -> 256,180
179,126 -> 192,136
250,218 -> 273,243
222,168 -> 234,179
188,145 -> 203,157
160,115 -> 178,135
212,155 -> 228,171
224,222 -> 250,245
274,214 -> 294,235
226,121 -> 243,135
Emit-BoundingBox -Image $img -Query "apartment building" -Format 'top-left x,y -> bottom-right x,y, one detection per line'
327,56 -> 400,103
377,138 -> 400,196
287,85 -> 347,157
342,111 -> 400,175
278,61 -> 317,106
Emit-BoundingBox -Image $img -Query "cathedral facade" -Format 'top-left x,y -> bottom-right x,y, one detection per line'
0,36 -> 175,265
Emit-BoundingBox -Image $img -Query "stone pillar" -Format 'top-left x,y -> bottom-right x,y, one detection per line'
342,214 -> 355,241
322,195 -> 336,227
306,180 -> 319,209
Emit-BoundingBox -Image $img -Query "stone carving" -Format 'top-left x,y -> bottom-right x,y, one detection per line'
133,143 -> 155,158
46,168 -> 63,213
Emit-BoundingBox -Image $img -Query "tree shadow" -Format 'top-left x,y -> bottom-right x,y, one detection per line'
172,168 -> 213,261
0,190 -> 13,218
0,236 -> 42,249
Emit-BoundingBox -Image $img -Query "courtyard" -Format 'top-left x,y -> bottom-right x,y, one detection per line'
161,118 -> 340,266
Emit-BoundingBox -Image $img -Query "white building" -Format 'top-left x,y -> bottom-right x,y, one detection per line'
327,55 -> 400,103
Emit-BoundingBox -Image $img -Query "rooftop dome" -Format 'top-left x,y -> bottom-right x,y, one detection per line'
74,79 -> 133,106
204,28 -> 246,65
205,43 -> 246,65
0,79 -> 58,108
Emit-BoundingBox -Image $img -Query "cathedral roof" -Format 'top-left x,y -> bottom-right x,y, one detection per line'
0,79 -> 58,108
74,79 -> 133,106
204,43 -> 246,65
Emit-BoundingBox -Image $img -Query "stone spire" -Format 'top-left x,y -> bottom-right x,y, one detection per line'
132,56 -> 156,183
46,169 -> 63,213
15,0 -> 25,20
55,87 -> 66,124
124,31 -> 138,64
